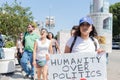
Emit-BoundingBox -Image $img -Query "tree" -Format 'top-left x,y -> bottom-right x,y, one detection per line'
109,2 -> 120,39
0,0 -> 34,42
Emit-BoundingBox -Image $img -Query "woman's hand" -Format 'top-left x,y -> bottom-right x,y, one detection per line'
46,54 -> 50,61
97,48 -> 105,54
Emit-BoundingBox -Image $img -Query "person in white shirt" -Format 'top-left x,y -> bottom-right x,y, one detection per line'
16,32 -> 24,64
33,28 -> 53,80
64,16 -> 104,53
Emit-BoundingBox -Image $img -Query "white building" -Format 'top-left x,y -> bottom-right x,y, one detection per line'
89,0 -> 112,53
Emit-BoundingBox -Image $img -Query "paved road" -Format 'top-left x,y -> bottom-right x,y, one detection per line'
107,50 -> 120,80
0,50 -> 120,80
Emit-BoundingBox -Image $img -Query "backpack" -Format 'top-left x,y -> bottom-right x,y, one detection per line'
70,36 -> 97,52
22,32 -> 27,47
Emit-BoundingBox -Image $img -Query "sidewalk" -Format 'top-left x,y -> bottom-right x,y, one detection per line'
107,50 -> 120,80
0,65 -> 29,80
0,50 -> 120,80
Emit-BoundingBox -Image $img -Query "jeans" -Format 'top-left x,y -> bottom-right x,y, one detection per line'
20,50 -> 34,77
0,48 -> 5,59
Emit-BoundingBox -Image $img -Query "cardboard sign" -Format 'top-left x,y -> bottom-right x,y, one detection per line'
48,52 -> 107,80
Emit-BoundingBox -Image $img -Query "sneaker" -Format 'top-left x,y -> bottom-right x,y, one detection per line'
24,74 -> 29,79
30,76 -> 34,80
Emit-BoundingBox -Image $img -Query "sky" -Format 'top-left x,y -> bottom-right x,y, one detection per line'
0,0 -> 119,35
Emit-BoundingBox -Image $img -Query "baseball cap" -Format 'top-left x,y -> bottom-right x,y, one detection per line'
79,17 -> 93,25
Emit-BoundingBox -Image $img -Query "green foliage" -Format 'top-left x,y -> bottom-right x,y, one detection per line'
0,0 -> 34,42
109,2 -> 120,37
5,41 -> 15,48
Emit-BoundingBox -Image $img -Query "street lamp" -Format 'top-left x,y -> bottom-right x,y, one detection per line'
45,16 -> 55,30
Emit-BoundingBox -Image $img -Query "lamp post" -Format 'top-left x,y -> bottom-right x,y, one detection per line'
45,16 -> 55,31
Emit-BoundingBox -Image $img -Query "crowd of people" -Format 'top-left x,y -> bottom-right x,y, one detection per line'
0,16 -> 105,80
15,24 -> 61,80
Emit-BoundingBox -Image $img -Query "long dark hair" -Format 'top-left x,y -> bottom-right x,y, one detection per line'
47,32 -> 54,39
74,24 -> 98,37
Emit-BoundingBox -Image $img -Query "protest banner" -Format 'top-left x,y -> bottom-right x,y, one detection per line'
48,52 -> 107,80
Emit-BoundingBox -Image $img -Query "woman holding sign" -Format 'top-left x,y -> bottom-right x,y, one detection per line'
64,16 -> 104,53
33,28 -> 53,80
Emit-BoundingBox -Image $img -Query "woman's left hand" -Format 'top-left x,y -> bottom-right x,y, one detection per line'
46,54 -> 50,61
97,48 -> 105,54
